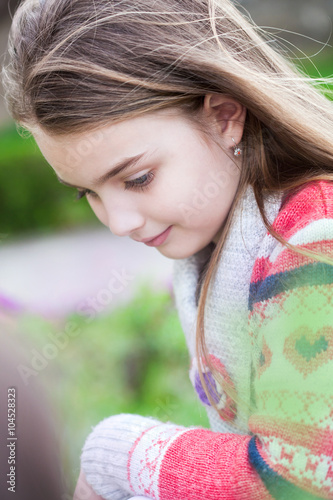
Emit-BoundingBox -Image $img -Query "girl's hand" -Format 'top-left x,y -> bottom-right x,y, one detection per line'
73,468 -> 150,500
74,469 -> 105,500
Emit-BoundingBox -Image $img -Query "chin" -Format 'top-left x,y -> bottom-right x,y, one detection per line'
157,243 -> 208,260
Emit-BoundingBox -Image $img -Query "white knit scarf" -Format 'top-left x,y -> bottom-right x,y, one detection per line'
172,185 -> 284,434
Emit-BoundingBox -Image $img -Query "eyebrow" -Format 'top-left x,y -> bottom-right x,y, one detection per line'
56,152 -> 148,189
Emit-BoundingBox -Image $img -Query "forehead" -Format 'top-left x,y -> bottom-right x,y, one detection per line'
34,108 -> 186,147
33,108 -> 198,179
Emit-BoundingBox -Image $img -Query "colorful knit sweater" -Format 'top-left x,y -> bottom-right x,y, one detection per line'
171,180 -> 333,499
81,180 -> 333,500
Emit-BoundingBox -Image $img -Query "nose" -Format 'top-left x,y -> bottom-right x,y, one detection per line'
106,207 -> 145,238
89,192 -> 146,238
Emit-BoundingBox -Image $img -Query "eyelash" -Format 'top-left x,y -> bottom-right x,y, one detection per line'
76,189 -> 95,201
76,172 -> 155,201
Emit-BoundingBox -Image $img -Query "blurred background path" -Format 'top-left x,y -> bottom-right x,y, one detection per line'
0,228 -> 173,317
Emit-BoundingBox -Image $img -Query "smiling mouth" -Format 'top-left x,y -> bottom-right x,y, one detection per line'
140,226 -> 172,247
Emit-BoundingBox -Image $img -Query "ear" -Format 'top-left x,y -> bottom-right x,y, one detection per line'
202,94 -> 247,149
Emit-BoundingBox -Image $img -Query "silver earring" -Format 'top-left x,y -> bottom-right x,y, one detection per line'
232,137 -> 242,157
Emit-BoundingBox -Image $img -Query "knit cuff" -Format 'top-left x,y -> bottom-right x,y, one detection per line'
81,413 -> 159,499
127,420 -> 190,498
80,413 -> 188,500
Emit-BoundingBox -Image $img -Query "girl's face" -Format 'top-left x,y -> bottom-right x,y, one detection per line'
34,108 -> 241,260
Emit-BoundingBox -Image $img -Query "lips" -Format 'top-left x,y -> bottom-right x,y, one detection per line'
140,226 -> 172,247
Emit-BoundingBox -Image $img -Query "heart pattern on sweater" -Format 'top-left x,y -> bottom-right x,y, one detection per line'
284,325 -> 333,378
257,337 -> 273,379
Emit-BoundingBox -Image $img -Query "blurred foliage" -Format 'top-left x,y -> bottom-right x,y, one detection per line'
294,51 -> 333,98
0,125 -> 98,239
15,286 -> 209,492
0,53 -> 332,239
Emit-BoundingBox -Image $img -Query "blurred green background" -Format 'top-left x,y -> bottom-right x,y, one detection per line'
0,1 -> 333,496
0,127 -> 98,238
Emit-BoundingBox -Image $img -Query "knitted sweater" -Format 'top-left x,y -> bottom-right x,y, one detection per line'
81,180 -> 333,500
169,180 -> 333,499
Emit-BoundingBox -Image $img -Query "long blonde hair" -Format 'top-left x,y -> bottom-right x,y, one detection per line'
3,0 -> 333,416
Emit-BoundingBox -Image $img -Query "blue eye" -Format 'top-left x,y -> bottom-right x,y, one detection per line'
75,171 -> 154,201
124,172 -> 154,191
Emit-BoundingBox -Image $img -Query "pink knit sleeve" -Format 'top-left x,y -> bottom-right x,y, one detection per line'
127,424 -> 271,499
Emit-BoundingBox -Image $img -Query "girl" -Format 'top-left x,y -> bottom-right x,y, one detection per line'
3,0 -> 333,499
